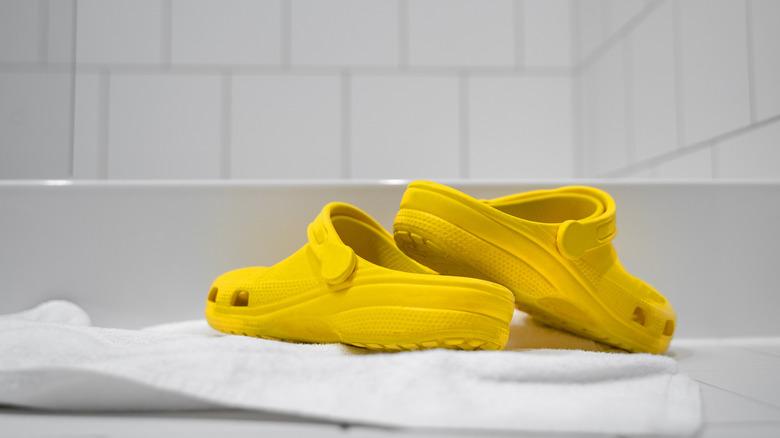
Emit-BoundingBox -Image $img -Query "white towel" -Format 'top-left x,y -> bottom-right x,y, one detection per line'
0,301 -> 701,435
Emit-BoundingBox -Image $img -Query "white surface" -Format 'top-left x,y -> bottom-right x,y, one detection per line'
0,72 -> 72,179
652,149 -> 712,179
523,0 -> 571,67
291,0 -> 398,66
583,44 -> 628,175
108,74 -> 223,179
73,73 -> 102,179
350,76 -> 460,179
0,180 -> 779,338
716,121 -> 780,179
630,1 -> 678,162
679,0 -> 750,145
77,0 -> 163,64
0,0 -> 38,62
171,0 -> 281,65
231,75 -> 343,179
408,0 -> 514,66
751,0 -> 780,121
0,301 -> 701,435
468,76 -> 573,178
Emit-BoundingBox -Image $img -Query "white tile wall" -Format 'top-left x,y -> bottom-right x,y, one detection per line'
291,0 -> 398,66
171,0 -> 281,65
0,0 -> 39,63
583,44 -> 629,175
108,74 -> 222,178
576,0 -> 608,61
679,0 -> 750,145
469,76 -> 573,178
77,0 -> 164,64
629,0 -> 677,162
652,148 -> 713,179
751,0 -> 780,121
577,0 -> 780,180
716,122 -> 780,179
408,0 -> 515,66
47,0 -> 76,63
72,73 -> 102,178
0,72 -> 72,178
231,75 -> 342,178
350,75 -> 460,178
523,0 -> 571,67
1,0 -> 779,181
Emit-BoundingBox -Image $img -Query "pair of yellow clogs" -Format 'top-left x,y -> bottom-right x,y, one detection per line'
205,181 -> 676,354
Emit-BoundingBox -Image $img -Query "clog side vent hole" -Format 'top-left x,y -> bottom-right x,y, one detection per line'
232,290 -> 249,306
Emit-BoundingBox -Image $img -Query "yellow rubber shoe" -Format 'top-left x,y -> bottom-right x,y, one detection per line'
392,181 -> 676,354
205,202 -> 515,351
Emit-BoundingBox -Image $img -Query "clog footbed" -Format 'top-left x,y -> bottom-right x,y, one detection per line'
205,202 -> 515,351
392,181 -> 676,354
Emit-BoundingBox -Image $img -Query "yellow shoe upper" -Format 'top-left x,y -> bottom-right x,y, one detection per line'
206,201 -> 515,349
393,181 -> 676,354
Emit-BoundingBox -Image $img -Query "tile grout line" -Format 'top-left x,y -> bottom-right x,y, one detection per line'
341,71 -> 351,179
0,62 -> 575,77
38,0 -> 50,63
745,0 -> 758,124
672,0 -> 686,150
398,0 -> 409,69
98,70 -> 110,179
281,0 -> 291,68
458,72 -> 469,179
601,113 -> 780,177
695,379 -> 780,412
574,0 -> 661,74
162,0 -> 172,68
67,0 -> 78,178
513,0 -> 524,69
220,73 -> 232,179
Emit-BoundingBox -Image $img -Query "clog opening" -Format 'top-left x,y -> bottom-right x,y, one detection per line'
332,215 -> 428,274
494,194 -> 599,223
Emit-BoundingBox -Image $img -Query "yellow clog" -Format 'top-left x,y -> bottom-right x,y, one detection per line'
393,181 -> 676,354
206,202 -> 515,351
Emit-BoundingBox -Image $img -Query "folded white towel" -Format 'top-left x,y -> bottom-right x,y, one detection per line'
0,301 -> 701,435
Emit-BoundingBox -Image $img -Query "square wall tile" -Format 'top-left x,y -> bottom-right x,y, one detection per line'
652,148 -> 713,179
582,44 -> 629,176
77,0 -> 163,63
231,75 -> 342,179
716,121 -> 780,179
0,73 -> 71,179
680,0 -> 750,145
172,0 -> 281,65
469,76 -> 573,178
350,75 -> 459,179
409,0 -> 514,66
291,0 -> 397,66
0,0 -> 40,62
751,0 -> 780,121
523,0 -> 571,67
630,1 -> 678,162
108,74 -> 222,178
